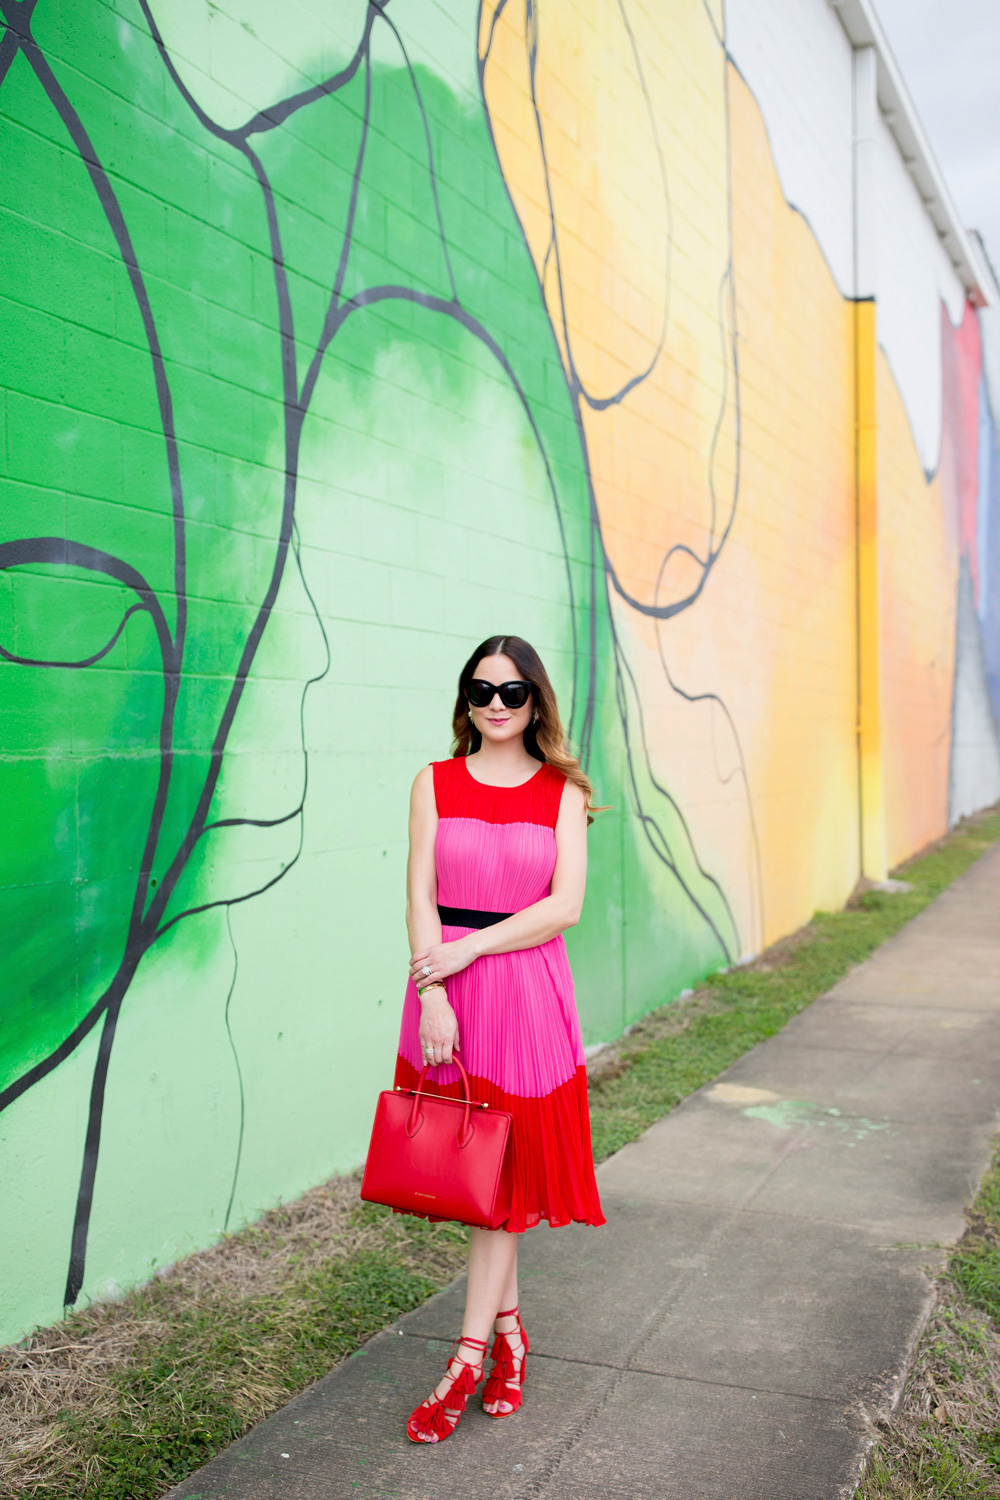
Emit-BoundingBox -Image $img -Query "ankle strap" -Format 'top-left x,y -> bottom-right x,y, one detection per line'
495,1306 -> 519,1320
444,1339 -> 487,1380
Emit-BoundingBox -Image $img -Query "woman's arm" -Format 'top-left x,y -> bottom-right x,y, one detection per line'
406,765 -> 442,954
408,780 -> 588,984
406,766 -> 461,1065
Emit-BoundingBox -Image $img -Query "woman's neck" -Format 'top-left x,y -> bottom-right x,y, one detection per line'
468,737 -> 538,785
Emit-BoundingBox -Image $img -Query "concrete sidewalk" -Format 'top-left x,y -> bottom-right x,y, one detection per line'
169,844 -> 1000,1500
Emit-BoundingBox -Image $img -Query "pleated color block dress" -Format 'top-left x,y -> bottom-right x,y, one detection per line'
394,755 -> 605,1232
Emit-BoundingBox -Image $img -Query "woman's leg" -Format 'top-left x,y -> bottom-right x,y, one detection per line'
425,1226 -> 518,1404
462,1226 -> 519,1343
409,1228 -> 525,1439
482,1236 -> 526,1416
494,1239 -> 520,1319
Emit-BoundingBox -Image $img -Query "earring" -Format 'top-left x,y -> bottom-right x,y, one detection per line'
532,711 -> 539,723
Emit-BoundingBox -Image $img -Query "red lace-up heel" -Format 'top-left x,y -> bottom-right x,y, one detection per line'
406,1336 -> 488,1443
482,1305 -> 529,1418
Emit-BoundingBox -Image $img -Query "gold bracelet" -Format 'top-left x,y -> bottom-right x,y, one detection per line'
418,981 -> 447,998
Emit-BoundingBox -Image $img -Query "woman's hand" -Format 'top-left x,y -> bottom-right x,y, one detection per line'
418,986 -> 460,1067
409,937 -> 475,990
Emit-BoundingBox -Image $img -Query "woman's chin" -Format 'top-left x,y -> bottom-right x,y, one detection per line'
480,726 -> 523,743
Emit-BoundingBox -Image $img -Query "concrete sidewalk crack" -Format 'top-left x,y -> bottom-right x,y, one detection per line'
401,1334 -> 846,1405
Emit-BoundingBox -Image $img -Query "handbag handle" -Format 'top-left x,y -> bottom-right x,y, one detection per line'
407,1051 -> 474,1148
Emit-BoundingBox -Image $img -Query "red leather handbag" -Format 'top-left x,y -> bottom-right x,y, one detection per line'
360,1054 -> 513,1229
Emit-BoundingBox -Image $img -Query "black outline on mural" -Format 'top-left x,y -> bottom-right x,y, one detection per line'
0,0 -> 341,1300
0,600 -> 148,670
156,525 -> 332,933
478,0 -> 757,955
0,7 -> 26,88
0,0 -> 755,1311
221,906 -> 245,1235
522,0 -> 673,415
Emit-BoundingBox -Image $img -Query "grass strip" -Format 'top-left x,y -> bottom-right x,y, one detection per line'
1,1187 -> 469,1500
2,806 -> 998,1499
587,806 -> 1000,1163
858,1142 -> 1000,1497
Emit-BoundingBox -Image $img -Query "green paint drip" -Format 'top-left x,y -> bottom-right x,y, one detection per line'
744,1100 -> 889,1140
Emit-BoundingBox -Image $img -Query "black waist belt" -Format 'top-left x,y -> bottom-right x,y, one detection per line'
438,904 -> 512,929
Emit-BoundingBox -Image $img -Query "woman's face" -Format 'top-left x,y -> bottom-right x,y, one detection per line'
468,653 -> 534,746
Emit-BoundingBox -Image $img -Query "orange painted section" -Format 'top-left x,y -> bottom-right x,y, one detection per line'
878,349 -> 958,867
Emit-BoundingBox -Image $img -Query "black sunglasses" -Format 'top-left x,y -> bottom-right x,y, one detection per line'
467,678 -> 533,710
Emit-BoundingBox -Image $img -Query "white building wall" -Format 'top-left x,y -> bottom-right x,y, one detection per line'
724,0 -> 854,295
949,559 -> 1000,822
726,0 -> 969,479
981,299 -> 1000,429
873,108 -> 966,475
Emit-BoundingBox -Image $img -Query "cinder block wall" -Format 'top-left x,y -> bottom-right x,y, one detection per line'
1,0 -> 998,1342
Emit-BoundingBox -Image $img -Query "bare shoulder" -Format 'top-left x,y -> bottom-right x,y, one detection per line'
556,777 -> 587,819
411,763 -> 436,802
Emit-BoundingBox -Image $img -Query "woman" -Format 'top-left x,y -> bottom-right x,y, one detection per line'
396,634 -> 605,1444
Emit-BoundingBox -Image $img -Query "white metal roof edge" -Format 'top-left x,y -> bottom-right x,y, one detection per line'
830,0 -> 992,308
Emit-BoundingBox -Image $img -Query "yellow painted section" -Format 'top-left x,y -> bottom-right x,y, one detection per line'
855,300 -> 888,880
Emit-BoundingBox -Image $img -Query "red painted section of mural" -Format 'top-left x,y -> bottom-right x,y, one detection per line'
939,303 -> 983,601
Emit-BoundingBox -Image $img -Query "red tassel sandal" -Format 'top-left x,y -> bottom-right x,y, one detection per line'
406,1336 -> 488,1444
482,1306 -> 529,1418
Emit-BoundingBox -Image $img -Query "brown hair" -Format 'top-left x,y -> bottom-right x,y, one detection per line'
451,634 -> 602,823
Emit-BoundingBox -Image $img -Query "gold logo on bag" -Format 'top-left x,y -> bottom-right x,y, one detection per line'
415,1192 -> 436,1199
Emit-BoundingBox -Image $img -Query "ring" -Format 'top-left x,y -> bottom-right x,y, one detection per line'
422,965 -> 432,977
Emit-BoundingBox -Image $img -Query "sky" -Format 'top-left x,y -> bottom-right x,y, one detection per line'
873,0 -> 1000,280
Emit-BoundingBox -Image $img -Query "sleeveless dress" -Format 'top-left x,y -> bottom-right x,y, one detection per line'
393,756 -> 605,1232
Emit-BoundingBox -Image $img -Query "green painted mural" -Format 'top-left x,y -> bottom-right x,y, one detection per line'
0,0 -> 737,1340
3,0 -> 999,1345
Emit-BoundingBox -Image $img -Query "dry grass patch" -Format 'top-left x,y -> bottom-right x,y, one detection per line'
1,1179 -> 467,1499
860,1171 -> 1000,1497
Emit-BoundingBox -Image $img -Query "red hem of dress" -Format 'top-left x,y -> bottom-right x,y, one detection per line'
392,1056 -> 606,1233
